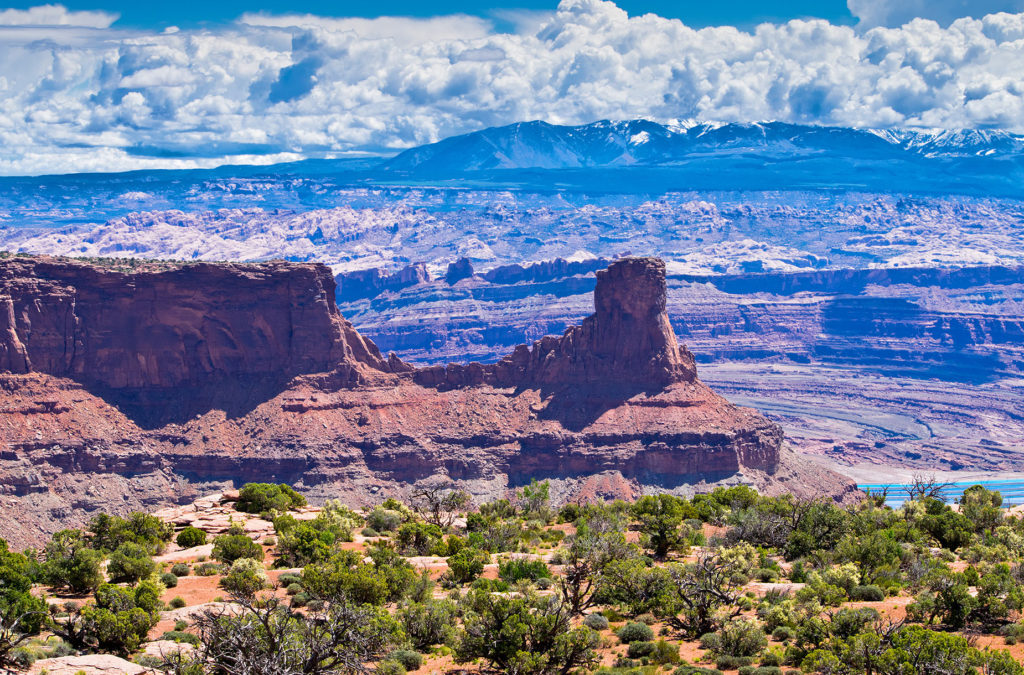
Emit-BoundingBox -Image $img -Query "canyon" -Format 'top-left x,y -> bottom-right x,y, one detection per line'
0,255 -> 849,549
0,120 -> 1022,518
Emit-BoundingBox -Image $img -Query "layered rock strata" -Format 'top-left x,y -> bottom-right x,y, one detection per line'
0,255 -> 851,548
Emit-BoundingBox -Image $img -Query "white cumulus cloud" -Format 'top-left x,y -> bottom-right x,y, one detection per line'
848,0 -> 1024,27
1,0 -> 1024,175
0,3 -> 117,28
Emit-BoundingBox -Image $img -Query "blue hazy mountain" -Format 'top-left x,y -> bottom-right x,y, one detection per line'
386,120 -> 1024,171
381,120 -> 1024,196
2,120 -> 1024,232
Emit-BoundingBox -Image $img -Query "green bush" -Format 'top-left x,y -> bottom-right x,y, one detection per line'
617,621 -> 655,644
443,547 -> 488,585
168,596 -> 186,609
236,483 -> 307,514
375,660 -> 407,675
219,558 -> 268,598
212,534 -> 263,564
771,626 -> 795,642
367,507 -> 405,533
89,512 -> 173,554
849,584 -> 885,601
160,572 -> 178,588
498,558 -> 552,583
286,582 -> 302,596
674,667 -> 724,675
706,618 -> 766,658
649,640 -> 681,665
738,668 -> 782,675
160,630 -> 201,645
715,655 -> 754,670
176,526 -> 207,548
42,531 -> 104,593
196,562 -> 224,576
626,641 -> 655,658
106,543 -> 156,584
583,613 -> 610,631
390,649 -> 423,671
398,599 -> 458,650
170,563 -> 190,577
361,528 -> 380,538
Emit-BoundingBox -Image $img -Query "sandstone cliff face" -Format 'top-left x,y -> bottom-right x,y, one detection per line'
0,258 -> 392,424
0,256 -> 846,548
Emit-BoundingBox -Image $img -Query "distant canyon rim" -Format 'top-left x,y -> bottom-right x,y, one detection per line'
1,120 -> 1023,530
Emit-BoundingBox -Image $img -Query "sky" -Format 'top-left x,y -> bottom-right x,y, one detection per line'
0,0 -> 1023,175
0,0 -> 860,30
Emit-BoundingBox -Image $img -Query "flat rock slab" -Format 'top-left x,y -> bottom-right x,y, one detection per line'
143,639 -> 196,659
154,543 -> 214,563
162,601 -> 241,622
30,654 -> 150,674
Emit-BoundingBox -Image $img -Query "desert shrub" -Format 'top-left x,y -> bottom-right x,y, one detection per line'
219,558 -> 268,598
849,584 -> 885,601
704,618 -> 766,657
42,530 -> 104,593
170,563 -> 190,577
196,562 -> 224,576
278,573 -> 302,586
361,528 -> 380,538
375,660 -> 406,675
286,582 -> 302,596
275,522 -> 337,567
212,534 -> 263,564
168,596 -> 186,609
88,512 -> 174,554
367,508 -> 404,533
176,526 -> 207,549
649,640 -> 681,665
617,622 -> 654,644
442,547 -> 488,586
236,483 -> 307,514
738,667 -> 782,675
106,543 -> 156,584
627,641 -> 655,658
583,613 -> 610,631
498,558 -> 552,583
302,552 -> 390,606
455,589 -> 599,674
771,626 -> 795,642
160,572 -> 178,588
161,630 -> 201,645
290,591 -> 309,607
396,522 -> 444,556
390,649 -> 423,671
715,655 -> 754,670
674,668 -> 724,675
398,599 -> 458,650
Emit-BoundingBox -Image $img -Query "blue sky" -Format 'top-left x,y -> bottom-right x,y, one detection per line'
0,0 -> 855,29
0,0 -> 1023,175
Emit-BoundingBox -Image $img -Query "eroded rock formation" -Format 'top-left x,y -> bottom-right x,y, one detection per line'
0,255 -> 853,548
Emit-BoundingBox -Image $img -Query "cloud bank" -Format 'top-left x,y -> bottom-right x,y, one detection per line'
2,0 -> 1024,174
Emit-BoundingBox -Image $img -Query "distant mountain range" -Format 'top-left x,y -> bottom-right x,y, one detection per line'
1,121 -> 1023,234
385,120 -> 1024,172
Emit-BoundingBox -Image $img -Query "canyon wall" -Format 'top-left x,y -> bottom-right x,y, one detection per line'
0,256 -> 847,549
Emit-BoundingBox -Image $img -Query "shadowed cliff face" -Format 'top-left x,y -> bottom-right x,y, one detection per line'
0,258 -> 393,426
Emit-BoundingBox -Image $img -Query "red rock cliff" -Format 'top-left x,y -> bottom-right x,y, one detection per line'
414,257 -> 696,389
0,257 -> 393,423
0,255 -> 851,549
